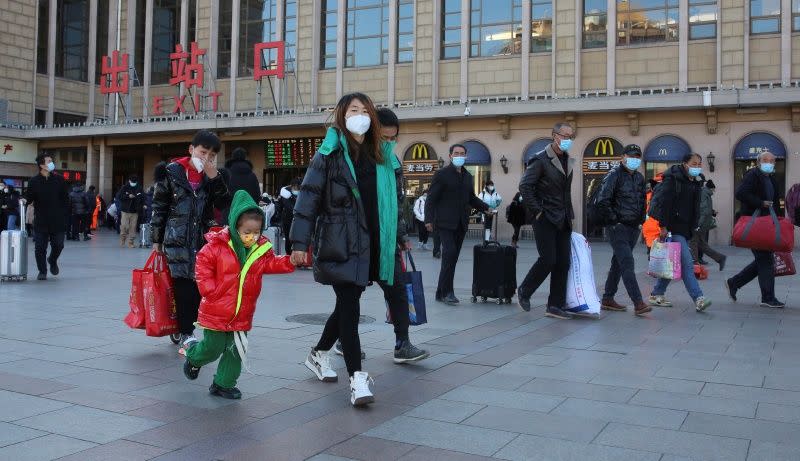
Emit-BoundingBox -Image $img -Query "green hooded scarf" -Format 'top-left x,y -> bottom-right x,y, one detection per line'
318,127 -> 400,285
227,189 -> 266,267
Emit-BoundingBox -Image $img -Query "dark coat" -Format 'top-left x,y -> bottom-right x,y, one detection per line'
656,164 -> 702,239
506,192 -> 527,227
736,167 -> 784,218
220,158 -> 261,215
115,183 -> 144,214
69,185 -> 88,215
25,173 -> 70,232
424,164 -> 488,231
290,145 -> 406,287
2,189 -> 20,216
519,145 -> 575,229
275,188 -> 297,229
595,165 -> 647,227
150,161 -> 230,279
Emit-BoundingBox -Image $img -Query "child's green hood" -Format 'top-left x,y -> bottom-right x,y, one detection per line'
228,190 -> 265,266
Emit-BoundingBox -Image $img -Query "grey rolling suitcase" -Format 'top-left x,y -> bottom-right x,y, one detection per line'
264,226 -> 283,255
140,223 -> 152,248
1,199 -> 28,281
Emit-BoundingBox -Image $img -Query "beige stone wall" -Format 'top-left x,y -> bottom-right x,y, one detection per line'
616,45 -> 679,88
52,79 -> 93,118
195,0 -> 211,50
529,55 -> 551,95
1,0 -> 37,125
467,57 -> 521,97
688,41 -> 716,86
581,50 -> 606,91
794,36 -> 800,80
749,36 -> 780,83
414,0 -> 433,102
720,0 -> 744,87
438,61 -> 460,99
317,71 -> 337,107
395,64 -> 413,103
554,1 -> 576,95
35,78 -> 48,114
342,67 -> 389,104
295,0 -> 314,110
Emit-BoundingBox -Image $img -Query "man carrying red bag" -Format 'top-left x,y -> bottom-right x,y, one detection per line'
727,150 -> 786,308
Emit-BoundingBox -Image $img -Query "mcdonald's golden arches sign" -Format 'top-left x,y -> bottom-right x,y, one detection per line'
582,137 -> 623,175
403,143 -> 436,161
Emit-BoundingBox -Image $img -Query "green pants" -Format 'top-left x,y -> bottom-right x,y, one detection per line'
186,330 -> 242,389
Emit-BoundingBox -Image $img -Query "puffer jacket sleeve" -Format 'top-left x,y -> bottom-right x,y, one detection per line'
150,163 -> 171,244
208,174 -> 230,213
519,159 -> 544,218
290,151 -> 328,252
195,242 -> 219,298
260,251 -> 296,275
595,168 -> 619,224
423,168 -> 444,226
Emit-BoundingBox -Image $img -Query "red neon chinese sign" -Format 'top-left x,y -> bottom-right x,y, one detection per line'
254,41 -> 285,80
100,50 -> 130,95
152,42 -> 222,116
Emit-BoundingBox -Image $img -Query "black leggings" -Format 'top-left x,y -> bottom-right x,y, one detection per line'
316,283 -> 366,376
173,277 -> 201,335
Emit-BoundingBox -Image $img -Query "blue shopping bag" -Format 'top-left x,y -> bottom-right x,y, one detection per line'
386,252 -> 427,326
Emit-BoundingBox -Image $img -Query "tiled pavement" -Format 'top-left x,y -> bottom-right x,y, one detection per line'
0,230 -> 799,461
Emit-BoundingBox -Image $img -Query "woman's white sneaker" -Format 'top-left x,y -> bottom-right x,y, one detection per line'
349,371 -> 375,406
305,348 -> 338,382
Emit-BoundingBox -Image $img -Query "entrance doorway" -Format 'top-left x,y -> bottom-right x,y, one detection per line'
732,132 -> 788,218
262,168 -> 305,198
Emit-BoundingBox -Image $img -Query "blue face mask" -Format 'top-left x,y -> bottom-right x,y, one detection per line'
625,157 -> 641,171
46,162 -> 55,172
759,163 -> 775,174
451,156 -> 466,167
688,167 -> 703,177
291,190 -> 299,196
558,139 -> 573,152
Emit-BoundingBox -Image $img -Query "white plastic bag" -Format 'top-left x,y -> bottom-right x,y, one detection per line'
565,232 -> 601,318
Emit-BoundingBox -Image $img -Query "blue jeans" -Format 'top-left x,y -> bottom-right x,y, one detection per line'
651,234 -> 703,301
7,215 -> 17,231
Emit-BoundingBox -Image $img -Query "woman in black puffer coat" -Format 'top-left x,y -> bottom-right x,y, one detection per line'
219,147 -> 261,218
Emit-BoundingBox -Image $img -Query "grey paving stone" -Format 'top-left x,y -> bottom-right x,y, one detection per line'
681,411 -> 800,446
0,434 -> 97,461
42,388 -> 160,413
494,434 -> 661,461
405,398 -> 485,423
0,389 -> 73,422
517,377 -> 638,403
594,422 -> 749,461
326,435 -> 417,461
551,398 -> 688,429
397,445 -> 498,461
590,372 -> 704,394
365,415 -> 517,457
0,422 -> 46,448
124,400 -> 205,423
381,378 -> 457,407
655,366 -> 765,387
701,382 -> 800,406
630,389 -> 757,417
418,362 -> 494,385
52,369 -> 170,393
465,369 -> 533,390
439,385 -> 564,413
220,422 -> 353,461
16,405 -> 163,444
129,381 -> 242,410
149,432 -> 261,461
746,441 -> 800,461
307,455 -> 358,461
126,409 -> 260,450
462,405 -> 607,443
54,439 -> 171,461
0,358 -> 91,380
756,402 -> 800,423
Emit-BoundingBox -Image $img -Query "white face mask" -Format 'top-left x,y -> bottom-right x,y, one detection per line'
345,114 -> 371,136
190,157 -> 204,173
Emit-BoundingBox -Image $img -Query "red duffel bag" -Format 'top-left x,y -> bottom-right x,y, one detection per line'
774,252 -> 796,277
732,208 -> 794,253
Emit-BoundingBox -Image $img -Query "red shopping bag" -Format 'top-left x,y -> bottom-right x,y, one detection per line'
304,244 -> 314,267
693,264 -> 708,280
732,208 -> 794,252
774,252 -> 796,277
141,251 -> 179,337
124,251 -> 158,329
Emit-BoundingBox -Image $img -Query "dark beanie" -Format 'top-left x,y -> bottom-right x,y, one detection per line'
622,144 -> 642,156
706,180 -> 716,189
231,147 -> 247,161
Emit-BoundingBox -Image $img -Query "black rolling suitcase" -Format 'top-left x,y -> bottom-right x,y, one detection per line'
471,215 -> 517,304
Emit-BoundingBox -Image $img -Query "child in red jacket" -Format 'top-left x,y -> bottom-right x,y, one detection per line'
183,190 -> 295,399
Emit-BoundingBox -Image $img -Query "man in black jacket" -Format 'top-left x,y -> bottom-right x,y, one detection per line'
424,144 -> 491,305
275,177 -> 301,253
25,153 -> 70,280
517,123 -> 576,319
727,150 -> 785,308
595,144 -> 651,316
115,175 -> 144,248
220,147 -> 261,218
68,183 -> 88,241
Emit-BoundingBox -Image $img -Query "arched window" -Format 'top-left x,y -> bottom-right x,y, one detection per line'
643,134 -> 691,181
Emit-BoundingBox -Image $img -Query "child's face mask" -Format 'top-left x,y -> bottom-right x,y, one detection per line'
238,232 -> 259,248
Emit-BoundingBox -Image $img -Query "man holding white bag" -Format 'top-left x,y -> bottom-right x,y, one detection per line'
594,144 -> 651,316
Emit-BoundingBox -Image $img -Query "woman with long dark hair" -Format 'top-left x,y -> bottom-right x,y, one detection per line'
289,93 -> 406,406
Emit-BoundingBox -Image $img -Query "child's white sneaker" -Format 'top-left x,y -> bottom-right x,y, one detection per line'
305,348 -> 338,382
349,371 -> 374,406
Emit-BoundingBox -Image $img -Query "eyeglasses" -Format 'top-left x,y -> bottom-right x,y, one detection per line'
553,131 -> 575,140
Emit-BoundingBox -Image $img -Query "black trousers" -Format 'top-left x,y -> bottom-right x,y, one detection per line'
34,230 -> 64,274
378,252 -> 410,342
432,229 -> 441,255
316,283 -> 366,376
519,218 -> 571,307
173,277 -> 201,335
730,249 -> 775,302
511,224 -> 522,243
436,226 -> 466,299
415,220 -> 429,244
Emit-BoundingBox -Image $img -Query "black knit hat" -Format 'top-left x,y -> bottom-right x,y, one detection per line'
622,144 -> 642,156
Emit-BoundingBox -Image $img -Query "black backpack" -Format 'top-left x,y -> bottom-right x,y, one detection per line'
586,170 -> 618,227
648,177 -> 681,223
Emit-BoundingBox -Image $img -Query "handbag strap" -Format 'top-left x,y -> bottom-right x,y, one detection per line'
404,251 -> 417,273
741,207 -> 783,246
740,209 -> 762,240
144,250 -> 159,270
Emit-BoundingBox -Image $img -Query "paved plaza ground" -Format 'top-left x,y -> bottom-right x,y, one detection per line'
0,229 -> 799,461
